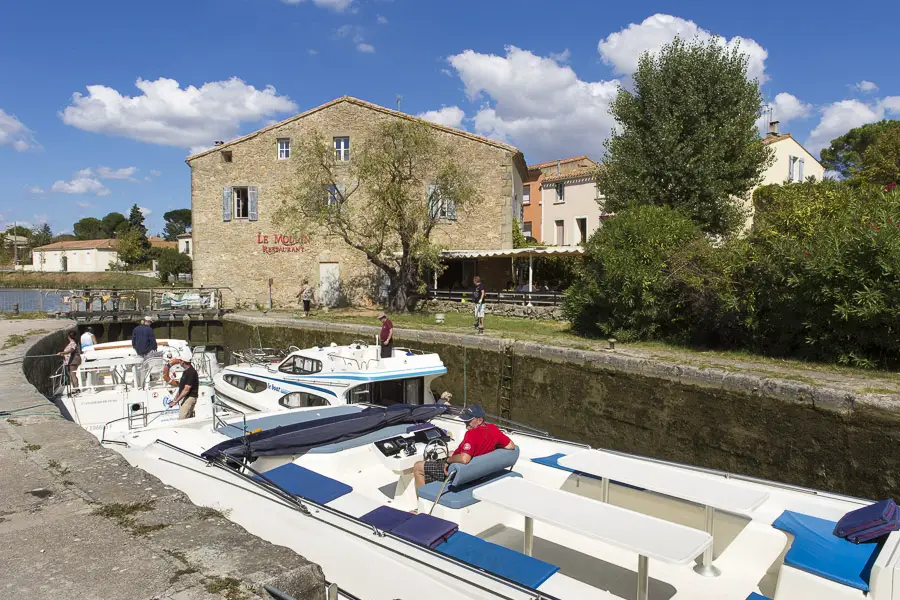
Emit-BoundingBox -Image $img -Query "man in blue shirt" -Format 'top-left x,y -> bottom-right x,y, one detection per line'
131,316 -> 158,359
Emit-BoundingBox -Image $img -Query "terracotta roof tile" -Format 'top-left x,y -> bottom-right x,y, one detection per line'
541,167 -> 599,184
34,239 -> 117,251
763,133 -> 793,145
527,155 -> 592,170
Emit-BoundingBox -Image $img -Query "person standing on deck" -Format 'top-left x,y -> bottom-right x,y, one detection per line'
131,316 -> 157,359
296,279 -> 313,318
58,330 -> 82,393
378,312 -> 394,358
168,349 -> 199,419
473,276 -> 486,334
80,326 -> 96,350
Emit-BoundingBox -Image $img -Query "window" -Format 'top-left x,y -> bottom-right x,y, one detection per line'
523,185 -> 530,205
324,184 -> 346,207
278,355 -> 323,375
183,241 -> 190,255
334,136 -> 350,161
787,155 -> 795,182
223,374 -> 267,393
522,221 -> 532,238
555,220 -> 565,245
221,150 -> 233,163
576,217 -> 588,244
277,138 -> 291,160
555,183 -> 565,203
348,377 -> 424,406
428,184 -> 457,220
278,392 -> 329,409
233,187 -> 249,219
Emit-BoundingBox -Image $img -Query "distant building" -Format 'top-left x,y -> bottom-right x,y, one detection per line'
31,236 -> 177,272
177,232 -> 193,258
523,156 -> 599,244
539,157 -> 603,246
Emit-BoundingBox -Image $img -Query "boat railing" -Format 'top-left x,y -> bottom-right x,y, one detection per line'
100,408 -> 179,444
327,353 -> 362,370
154,439 -> 562,600
230,347 -> 288,366
439,404 -> 555,438
265,582 -> 361,600
212,398 -> 247,435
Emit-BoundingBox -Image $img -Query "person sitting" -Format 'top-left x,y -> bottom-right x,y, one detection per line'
412,404 -> 515,495
80,327 -> 97,351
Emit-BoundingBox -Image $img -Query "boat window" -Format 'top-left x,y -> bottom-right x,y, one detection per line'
224,374 -> 268,393
278,392 -> 330,408
279,355 -> 323,375
348,377 -> 424,406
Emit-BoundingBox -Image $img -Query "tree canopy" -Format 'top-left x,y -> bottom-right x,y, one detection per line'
74,217 -> 105,240
597,37 -> 773,237
276,120 -> 476,311
157,247 -> 192,282
115,227 -> 146,270
820,120 -> 900,180
101,212 -> 128,237
128,204 -> 148,237
30,223 -> 52,249
162,208 -> 191,241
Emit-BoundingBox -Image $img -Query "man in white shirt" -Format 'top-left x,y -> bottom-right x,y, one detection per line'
80,327 -> 97,350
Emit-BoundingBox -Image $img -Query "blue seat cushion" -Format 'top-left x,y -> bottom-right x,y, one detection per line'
531,453 -> 644,491
254,463 -> 352,505
391,513 -> 459,548
747,594 -> 771,600
359,505 -> 414,531
419,471 -> 523,509
773,510 -> 882,591
437,532 -> 559,589
449,447 -> 520,486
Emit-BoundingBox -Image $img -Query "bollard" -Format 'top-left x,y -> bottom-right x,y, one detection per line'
13,303 -> 19,316
607,338 -> 616,350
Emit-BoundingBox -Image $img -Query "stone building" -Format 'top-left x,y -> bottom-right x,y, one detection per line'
522,156 -> 598,243
186,96 -> 526,308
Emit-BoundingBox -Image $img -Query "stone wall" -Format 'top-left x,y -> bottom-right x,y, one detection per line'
224,314 -> 900,500
189,97 -> 522,309
423,299 -> 564,320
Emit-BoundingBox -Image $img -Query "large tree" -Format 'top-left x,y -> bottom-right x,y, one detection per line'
157,247 -> 192,282
162,208 -> 192,241
30,223 -> 52,249
115,227 -> 146,270
597,37 -> 774,236
276,120 -> 476,311
128,204 -> 148,237
100,211 -> 128,237
861,124 -> 900,187
820,120 -> 900,179
74,217 -> 105,240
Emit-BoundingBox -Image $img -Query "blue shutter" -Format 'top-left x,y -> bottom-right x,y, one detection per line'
222,187 -> 233,222
248,186 -> 258,221
447,196 -> 457,220
798,158 -> 805,181
787,156 -> 795,182
427,184 -> 440,219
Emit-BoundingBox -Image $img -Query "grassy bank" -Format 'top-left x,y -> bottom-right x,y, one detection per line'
0,272 -> 188,289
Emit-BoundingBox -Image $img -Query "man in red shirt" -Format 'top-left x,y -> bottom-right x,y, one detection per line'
413,404 -> 516,493
378,311 -> 393,358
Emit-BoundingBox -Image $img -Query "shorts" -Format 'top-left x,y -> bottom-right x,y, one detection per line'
475,302 -> 485,318
423,459 -> 449,483
303,299 -> 310,312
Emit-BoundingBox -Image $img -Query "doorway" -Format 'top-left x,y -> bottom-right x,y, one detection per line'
318,262 -> 340,307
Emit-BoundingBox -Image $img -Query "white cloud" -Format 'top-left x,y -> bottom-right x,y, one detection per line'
308,49 -> 319,55
75,201 -> 93,209
376,14 -> 387,24
807,100 -> 883,153
281,0 -> 353,11
150,169 -> 161,177
51,172 -> 111,196
60,77 -> 297,150
417,106 -> 466,129
357,42 -> 375,53
447,45 -> 619,159
549,49 -> 570,63
853,80 -> 879,93
0,108 -> 38,152
881,96 -> 900,113
138,206 -> 152,217
758,92 -> 812,131
95,166 -> 138,180
25,185 -> 45,194
597,13 -> 768,83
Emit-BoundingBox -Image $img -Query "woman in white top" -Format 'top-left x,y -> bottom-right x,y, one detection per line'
80,327 -> 97,350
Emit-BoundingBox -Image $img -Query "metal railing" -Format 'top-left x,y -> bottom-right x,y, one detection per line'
427,289 -> 564,307
230,347 -> 288,366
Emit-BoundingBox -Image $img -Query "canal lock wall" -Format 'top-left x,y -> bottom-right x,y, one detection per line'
225,313 -> 900,501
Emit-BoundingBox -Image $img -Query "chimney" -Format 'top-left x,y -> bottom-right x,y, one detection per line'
557,160 -> 561,175
768,120 -> 779,137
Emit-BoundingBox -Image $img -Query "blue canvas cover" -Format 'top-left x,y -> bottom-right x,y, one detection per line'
359,505 -> 414,532
834,499 -> 899,542
391,513 -> 459,548
202,404 -> 446,460
253,463 -> 352,504
437,532 -> 560,589
773,510 -> 882,591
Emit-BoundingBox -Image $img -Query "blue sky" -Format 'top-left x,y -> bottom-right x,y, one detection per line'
1,0 -> 898,237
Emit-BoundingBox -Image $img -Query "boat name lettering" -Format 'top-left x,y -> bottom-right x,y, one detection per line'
267,382 -> 287,393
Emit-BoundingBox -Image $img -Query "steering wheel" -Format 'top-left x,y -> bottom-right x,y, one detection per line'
423,439 -> 449,462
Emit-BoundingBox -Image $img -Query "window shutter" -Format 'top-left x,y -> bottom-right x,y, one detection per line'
248,186 -> 258,221
787,156 -> 795,182
337,184 -> 346,204
798,158 -> 805,181
427,184 -> 440,219
447,197 -> 457,220
222,187 -> 233,222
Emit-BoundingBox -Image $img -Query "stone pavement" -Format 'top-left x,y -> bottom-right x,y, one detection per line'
0,319 -> 324,600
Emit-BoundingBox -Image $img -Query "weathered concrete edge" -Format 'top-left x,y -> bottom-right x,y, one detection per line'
12,326 -> 326,600
225,313 -> 900,415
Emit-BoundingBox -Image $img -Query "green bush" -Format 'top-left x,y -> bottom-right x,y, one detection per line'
564,204 -> 743,344
157,248 -> 192,283
744,180 -> 900,367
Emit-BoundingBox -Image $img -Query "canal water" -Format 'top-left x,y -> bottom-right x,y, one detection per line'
0,289 -> 63,313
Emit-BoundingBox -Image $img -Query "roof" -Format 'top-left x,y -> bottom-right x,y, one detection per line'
34,239 -> 118,251
150,240 -> 177,249
763,133 -> 793,145
185,96 -> 522,162
528,156 -> 591,170
541,167 -> 598,185
439,247 -> 585,259
175,232 -> 192,239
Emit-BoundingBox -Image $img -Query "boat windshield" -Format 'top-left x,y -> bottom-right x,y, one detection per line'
278,355 -> 322,375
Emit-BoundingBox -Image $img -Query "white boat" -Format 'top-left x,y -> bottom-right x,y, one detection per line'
56,341 -> 222,440
213,342 -> 447,413
104,400 -> 900,600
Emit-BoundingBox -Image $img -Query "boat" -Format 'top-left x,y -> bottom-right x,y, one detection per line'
213,341 -> 447,413
102,399 -> 900,600
55,341 -> 223,440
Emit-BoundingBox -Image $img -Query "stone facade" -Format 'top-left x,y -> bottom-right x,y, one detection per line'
423,299 -> 564,320
187,96 -> 526,308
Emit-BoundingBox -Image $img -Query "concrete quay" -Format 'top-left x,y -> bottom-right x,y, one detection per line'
0,319 -> 324,600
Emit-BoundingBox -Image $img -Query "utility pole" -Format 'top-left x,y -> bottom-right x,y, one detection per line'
13,220 -> 17,265
396,94 -> 403,111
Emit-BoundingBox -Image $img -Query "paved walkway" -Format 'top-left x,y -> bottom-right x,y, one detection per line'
0,319 -> 324,600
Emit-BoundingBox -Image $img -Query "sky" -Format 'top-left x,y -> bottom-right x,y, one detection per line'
1,0 -> 899,237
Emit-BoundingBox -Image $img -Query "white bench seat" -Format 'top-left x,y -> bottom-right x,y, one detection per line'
473,477 -> 712,600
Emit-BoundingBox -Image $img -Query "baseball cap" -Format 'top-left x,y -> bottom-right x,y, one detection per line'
459,404 -> 485,422
378,311 -> 387,320
143,315 -> 153,323
178,347 -> 193,362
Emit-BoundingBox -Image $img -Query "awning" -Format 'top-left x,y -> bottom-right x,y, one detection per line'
439,247 -> 584,259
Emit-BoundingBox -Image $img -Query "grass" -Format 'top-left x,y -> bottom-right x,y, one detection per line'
47,459 -> 70,476
196,506 -> 232,521
22,442 -> 41,453
856,387 -> 900,395
0,311 -> 50,320
91,501 -> 168,536
24,328 -> 50,336
0,271 -> 190,289
204,576 -> 246,600
5,418 -> 21,426
2,334 -> 26,349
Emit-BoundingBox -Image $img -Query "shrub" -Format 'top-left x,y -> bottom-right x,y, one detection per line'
157,248 -> 192,283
